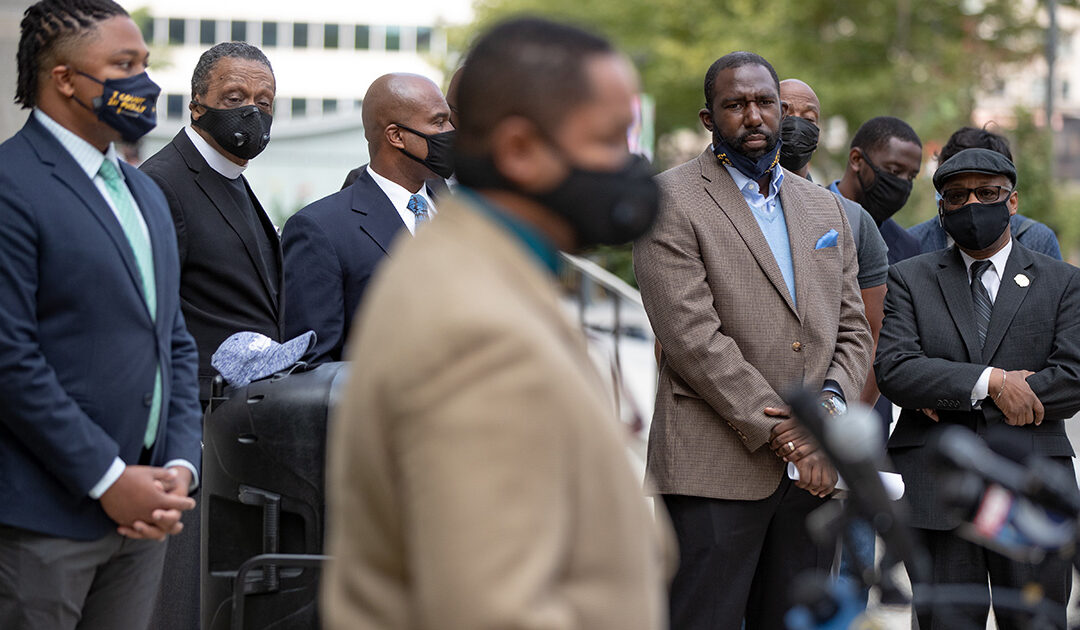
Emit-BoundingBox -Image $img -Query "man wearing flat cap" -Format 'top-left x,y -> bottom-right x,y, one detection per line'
875,148 -> 1080,629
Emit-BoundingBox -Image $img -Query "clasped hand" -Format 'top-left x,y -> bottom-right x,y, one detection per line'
765,405 -> 837,498
99,465 -> 196,541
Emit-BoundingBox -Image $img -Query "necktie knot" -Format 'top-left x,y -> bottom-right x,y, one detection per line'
98,159 -> 122,184
407,193 -> 430,226
971,259 -> 993,281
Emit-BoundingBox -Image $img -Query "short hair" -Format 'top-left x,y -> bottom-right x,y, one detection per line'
703,51 -> 780,110
939,126 -> 1012,164
454,17 -> 614,155
191,41 -> 273,100
16,0 -> 128,109
850,116 -> 922,154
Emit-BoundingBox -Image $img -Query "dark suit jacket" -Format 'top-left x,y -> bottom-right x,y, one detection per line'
284,165 -> 440,363
0,116 -> 202,541
141,130 -> 284,400
876,242 -> 1080,530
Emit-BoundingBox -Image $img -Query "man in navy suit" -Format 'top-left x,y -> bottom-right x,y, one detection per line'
282,72 -> 454,362
0,2 -> 201,628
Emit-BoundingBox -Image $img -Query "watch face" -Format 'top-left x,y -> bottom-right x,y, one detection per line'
823,396 -> 847,416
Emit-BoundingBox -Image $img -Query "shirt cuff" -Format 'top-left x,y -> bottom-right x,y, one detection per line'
970,367 -> 994,408
164,459 -> 200,493
89,457 -> 126,499
822,380 -> 845,401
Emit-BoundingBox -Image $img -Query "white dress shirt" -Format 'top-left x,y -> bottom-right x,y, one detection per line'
366,166 -> 437,235
964,238 -> 1014,405
34,109 -> 199,497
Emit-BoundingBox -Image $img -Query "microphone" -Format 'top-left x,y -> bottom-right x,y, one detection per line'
783,571 -> 862,630
784,389 -> 931,584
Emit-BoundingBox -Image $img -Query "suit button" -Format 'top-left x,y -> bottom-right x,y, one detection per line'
143,392 -> 153,407
792,342 -> 802,352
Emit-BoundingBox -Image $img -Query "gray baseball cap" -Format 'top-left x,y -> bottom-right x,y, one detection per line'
211,331 -> 316,388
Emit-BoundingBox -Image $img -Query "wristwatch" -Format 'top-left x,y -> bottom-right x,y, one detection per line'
821,394 -> 847,417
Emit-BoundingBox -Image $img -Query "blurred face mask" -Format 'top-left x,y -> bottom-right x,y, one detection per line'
778,116 -> 819,172
856,151 -> 913,223
75,71 -> 160,143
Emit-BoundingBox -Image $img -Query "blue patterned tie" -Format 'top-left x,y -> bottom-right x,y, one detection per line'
970,260 -> 994,347
407,193 -> 429,227
98,160 -> 162,449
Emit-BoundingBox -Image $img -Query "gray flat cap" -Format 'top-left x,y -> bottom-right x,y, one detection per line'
933,147 -> 1017,191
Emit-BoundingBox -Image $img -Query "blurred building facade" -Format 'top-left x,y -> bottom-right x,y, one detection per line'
125,0 -> 471,223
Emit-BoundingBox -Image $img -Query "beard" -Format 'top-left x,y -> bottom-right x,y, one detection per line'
713,126 -> 779,160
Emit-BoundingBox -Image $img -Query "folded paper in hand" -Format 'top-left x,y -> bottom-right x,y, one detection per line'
787,462 -> 905,500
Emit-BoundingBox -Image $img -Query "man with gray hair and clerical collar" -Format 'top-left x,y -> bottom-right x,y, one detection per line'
140,40 -> 283,630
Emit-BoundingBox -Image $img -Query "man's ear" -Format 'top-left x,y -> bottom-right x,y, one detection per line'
848,147 -> 864,172
488,116 -> 561,194
780,100 -> 789,118
698,107 -> 714,133
385,124 -> 407,150
1008,189 -> 1020,215
50,64 -> 77,99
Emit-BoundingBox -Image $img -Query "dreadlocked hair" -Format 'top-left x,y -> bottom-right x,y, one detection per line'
15,0 -> 128,109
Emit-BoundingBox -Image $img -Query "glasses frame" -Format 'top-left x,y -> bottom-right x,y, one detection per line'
939,185 -> 1014,211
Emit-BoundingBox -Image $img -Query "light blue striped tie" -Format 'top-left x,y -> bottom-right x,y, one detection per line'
970,260 -> 994,347
407,193 -> 430,227
98,160 -> 162,449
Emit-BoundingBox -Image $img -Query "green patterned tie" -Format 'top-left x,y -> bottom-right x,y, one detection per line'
98,159 -> 162,449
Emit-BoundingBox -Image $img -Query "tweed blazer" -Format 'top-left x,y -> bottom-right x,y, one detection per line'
877,242 -> 1080,529
322,196 -> 674,629
634,149 -> 872,501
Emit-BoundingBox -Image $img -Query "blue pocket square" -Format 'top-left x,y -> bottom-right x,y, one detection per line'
815,229 -> 839,249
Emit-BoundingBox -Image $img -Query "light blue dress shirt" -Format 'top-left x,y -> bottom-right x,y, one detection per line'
724,163 -> 795,308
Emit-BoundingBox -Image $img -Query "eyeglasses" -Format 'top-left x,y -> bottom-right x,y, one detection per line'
939,185 -> 1012,210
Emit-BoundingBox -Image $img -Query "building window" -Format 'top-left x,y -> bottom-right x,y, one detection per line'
262,22 -> 278,47
199,20 -> 215,45
354,25 -> 369,50
166,94 -> 185,120
324,24 -> 339,49
416,27 -> 432,53
323,98 -> 338,114
231,21 -> 247,42
168,18 -> 185,45
292,98 -> 307,118
293,23 -> 309,48
138,16 -> 154,43
386,26 -> 400,51
353,99 -> 363,111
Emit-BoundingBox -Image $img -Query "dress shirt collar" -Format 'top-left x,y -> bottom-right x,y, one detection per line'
960,237 -> 1012,281
34,108 -> 122,183
367,165 -> 436,234
185,126 -> 246,180
722,159 -> 784,205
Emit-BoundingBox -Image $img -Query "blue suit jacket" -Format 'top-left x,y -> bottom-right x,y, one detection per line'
282,166 -> 420,363
0,116 -> 202,541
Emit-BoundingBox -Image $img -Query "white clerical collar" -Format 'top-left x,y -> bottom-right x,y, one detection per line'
185,126 -> 246,180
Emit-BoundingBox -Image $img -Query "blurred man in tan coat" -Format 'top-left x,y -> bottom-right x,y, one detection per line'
321,17 -> 673,630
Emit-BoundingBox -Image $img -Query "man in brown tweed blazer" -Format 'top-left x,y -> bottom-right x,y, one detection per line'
634,51 -> 872,630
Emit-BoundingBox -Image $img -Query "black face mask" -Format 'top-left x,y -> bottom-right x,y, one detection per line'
396,123 -> 456,179
939,200 -> 1011,251
75,71 -> 160,143
712,128 -> 782,182
778,116 -> 819,173
454,150 -> 659,249
192,102 -> 273,160
856,151 -> 913,223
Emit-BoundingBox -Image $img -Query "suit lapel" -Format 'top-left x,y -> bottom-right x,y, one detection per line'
351,167 -> 406,254
936,248 -> 983,362
780,179 -> 813,321
122,161 -> 167,327
698,151 -> 797,315
26,120 -> 149,319
982,244 -> 1035,361
176,132 -> 279,305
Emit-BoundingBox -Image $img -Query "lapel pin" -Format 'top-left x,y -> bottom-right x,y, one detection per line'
1014,273 -> 1030,287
